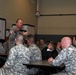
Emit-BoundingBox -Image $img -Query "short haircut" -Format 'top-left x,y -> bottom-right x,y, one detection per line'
16,19 -> 23,23
15,34 -> 24,43
27,34 -> 34,43
61,37 -> 72,45
40,38 -> 45,41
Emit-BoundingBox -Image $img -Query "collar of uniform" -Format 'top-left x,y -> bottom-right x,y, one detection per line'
47,49 -> 53,52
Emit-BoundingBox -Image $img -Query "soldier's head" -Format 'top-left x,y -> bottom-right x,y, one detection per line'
73,35 -> 76,47
61,37 -> 72,49
27,34 -> 34,46
16,19 -> 23,30
15,34 -> 24,45
39,38 -> 45,45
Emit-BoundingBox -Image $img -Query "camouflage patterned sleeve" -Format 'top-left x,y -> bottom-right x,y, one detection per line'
3,47 -> 17,69
9,33 -> 16,41
29,45 -> 42,62
51,49 -> 67,66
9,27 -> 16,41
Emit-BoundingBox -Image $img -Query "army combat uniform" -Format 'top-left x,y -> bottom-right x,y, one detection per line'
9,27 -> 26,49
50,45 -> 76,75
0,44 -> 31,75
28,44 -> 42,75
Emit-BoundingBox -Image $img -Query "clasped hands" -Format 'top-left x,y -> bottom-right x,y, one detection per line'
48,57 -> 54,63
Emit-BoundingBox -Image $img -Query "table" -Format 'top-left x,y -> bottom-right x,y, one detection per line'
0,54 -> 7,57
23,60 -> 65,75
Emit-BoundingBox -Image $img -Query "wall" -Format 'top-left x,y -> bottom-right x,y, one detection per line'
0,0 -> 37,33
35,34 -> 74,43
38,0 -> 76,35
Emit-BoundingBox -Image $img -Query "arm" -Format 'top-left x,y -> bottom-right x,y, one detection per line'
48,49 -> 67,66
9,29 -> 16,41
29,46 -> 42,62
3,47 -> 16,69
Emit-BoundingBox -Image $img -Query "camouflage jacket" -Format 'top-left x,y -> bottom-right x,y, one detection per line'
0,44 -> 31,75
51,45 -> 76,74
28,44 -> 42,62
9,27 -> 26,49
28,44 -> 42,74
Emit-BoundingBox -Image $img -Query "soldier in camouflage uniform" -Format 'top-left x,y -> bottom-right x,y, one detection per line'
48,37 -> 76,75
27,34 -> 42,75
9,19 -> 28,49
0,42 -> 5,54
0,34 -> 31,75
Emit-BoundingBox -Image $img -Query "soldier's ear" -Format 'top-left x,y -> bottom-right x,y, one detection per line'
15,38 -> 16,42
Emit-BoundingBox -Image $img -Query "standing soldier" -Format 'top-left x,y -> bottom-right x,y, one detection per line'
9,19 -> 28,49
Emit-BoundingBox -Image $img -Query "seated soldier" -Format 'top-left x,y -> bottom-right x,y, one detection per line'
38,38 -> 47,50
48,37 -> 76,75
0,34 -> 31,75
27,34 -> 42,75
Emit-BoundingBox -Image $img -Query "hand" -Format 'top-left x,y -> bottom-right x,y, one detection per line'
23,31 -> 28,35
10,30 -> 13,34
48,57 -> 54,63
57,42 -> 61,48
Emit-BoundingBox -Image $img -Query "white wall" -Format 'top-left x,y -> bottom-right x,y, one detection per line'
0,0 -> 37,31
38,0 -> 76,35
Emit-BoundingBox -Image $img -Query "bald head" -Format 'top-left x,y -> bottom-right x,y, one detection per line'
61,37 -> 72,49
